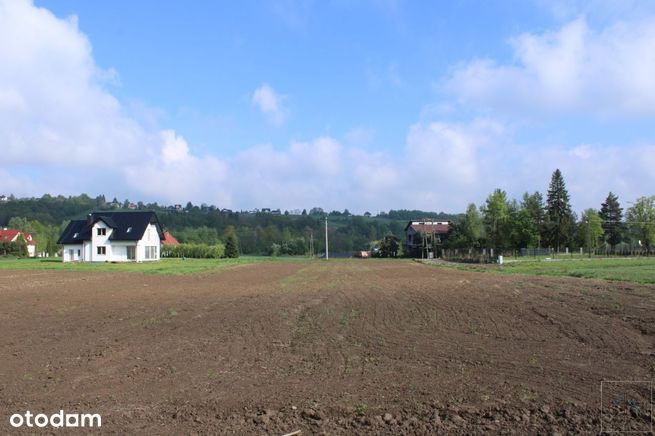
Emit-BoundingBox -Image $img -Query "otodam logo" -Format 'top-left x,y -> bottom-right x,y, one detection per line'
9,410 -> 101,428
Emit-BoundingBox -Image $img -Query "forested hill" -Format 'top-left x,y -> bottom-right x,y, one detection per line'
0,194 -> 459,255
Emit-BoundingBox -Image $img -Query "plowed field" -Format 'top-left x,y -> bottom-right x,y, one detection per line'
1,260 -> 653,434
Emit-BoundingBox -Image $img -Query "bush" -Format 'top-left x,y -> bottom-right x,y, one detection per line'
163,243 -> 225,259
0,240 -> 28,257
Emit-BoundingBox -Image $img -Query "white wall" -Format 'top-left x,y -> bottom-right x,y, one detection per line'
62,244 -> 83,262
136,223 -> 161,262
90,221 -> 112,262
110,242 -> 137,262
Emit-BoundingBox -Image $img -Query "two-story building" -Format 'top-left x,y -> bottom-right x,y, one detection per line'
57,211 -> 164,262
404,220 -> 450,258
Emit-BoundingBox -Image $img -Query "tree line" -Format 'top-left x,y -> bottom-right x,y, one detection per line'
2,170 -> 651,258
446,169 -> 655,254
0,194 -> 448,256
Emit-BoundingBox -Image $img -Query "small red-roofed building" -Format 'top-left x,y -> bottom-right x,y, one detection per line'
0,228 -> 37,257
161,230 -> 180,246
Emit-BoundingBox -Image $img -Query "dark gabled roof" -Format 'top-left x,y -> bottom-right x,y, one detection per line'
96,215 -> 118,228
57,220 -> 89,245
57,211 -> 164,245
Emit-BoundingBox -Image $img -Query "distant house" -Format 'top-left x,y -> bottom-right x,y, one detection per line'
57,211 -> 163,262
23,232 -> 37,257
404,220 -> 450,258
0,195 -> 8,202
161,230 -> 180,246
0,228 -> 36,257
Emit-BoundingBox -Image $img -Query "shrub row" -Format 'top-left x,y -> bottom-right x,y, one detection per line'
162,243 -> 225,259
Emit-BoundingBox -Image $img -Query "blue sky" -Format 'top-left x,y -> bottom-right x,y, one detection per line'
1,0 -> 654,213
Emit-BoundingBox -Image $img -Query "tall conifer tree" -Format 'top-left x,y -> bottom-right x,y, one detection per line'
545,169 -> 573,252
599,192 -> 624,252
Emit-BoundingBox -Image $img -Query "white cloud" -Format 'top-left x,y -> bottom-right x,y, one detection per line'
510,142 -> 655,214
124,130 -> 229,207
160,129 -> 190,164
0,0 -> 230,206
446,17 -> 655,117
0,0 -> 152,167
251,83 -> 287,125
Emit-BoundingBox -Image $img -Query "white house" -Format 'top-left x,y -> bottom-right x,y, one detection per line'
57,211 -> 164,262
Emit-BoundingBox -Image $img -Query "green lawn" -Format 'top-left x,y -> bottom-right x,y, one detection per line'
0,256 -> 297,275
433,257 -> 655,285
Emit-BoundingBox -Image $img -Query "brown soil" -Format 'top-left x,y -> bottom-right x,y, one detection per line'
1,260 -> 654,434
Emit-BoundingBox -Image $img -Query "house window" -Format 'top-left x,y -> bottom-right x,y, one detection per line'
127,246 -> 136,260
97,228 -> 106,236
77,249 -> 81,256
144,246 -> 158,260
97,246 -> 106,255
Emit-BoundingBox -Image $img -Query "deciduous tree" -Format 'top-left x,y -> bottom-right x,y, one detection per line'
626,196 -> 655,252
481,189 -> 510,250
578,209 -> 604,253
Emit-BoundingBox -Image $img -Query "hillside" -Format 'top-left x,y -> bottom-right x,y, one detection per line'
0,194 -> 459,255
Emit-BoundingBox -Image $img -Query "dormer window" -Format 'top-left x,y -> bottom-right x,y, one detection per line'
73,232 -> 79,238
126,227 -> 132,233
97,228 -> 106,236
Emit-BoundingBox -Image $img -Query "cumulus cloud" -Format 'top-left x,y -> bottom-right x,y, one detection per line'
124,130 -> 230,206
0,0 -> 229,205
446,17 -> 655,117
251,83 -> 288,125
0,0 -> 151,167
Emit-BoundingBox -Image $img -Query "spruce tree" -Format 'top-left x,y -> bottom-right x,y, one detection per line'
599,192 -> 624,252
223,225 -> 240,258
545,169 -> 573,252
225,232 -> 240,258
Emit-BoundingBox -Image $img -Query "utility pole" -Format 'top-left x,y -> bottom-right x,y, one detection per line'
586,217 -> 592,259
325,216 -> 329,260
309,231 -> 314,258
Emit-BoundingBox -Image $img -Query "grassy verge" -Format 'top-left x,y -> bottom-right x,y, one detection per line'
0,256 -> 312,275
425,257 -> 655,285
